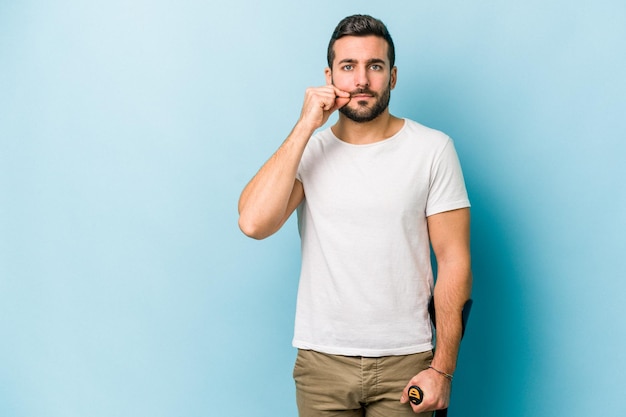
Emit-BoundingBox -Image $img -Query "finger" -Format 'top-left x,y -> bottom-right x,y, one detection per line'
321,97 -> 336,111
333,95 -> 351,110
332,86 -> 351,111
400,383 -> 409,403
332,86 -> 350,98
411,403 -> 427,414
400,392 -> 408,404
311,85 -> 349,112
309,89 -> 336,112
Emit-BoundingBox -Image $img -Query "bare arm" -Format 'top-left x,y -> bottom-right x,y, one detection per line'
401,207 -> 472,412
238,85 -> 350,239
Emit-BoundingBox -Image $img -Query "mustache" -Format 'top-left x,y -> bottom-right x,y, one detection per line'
349,88 -> 377,97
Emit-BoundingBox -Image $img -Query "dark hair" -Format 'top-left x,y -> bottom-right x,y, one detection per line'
327,14 -> 395,68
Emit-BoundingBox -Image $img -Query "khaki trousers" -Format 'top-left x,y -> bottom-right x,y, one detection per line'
293,349 -> 434,417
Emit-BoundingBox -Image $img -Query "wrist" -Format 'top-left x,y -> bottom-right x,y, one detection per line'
428,365 -> 454,381
295,117 -> 320,135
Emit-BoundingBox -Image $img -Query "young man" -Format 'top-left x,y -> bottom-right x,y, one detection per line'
238,15 -> 472,416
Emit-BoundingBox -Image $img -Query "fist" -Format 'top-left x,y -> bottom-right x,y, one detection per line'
299,85 -> 350,129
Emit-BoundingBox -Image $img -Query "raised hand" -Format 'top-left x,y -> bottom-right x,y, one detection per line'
298,84 -> 351,130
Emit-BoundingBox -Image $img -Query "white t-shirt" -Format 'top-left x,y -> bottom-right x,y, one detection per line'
294,119 -> 470,357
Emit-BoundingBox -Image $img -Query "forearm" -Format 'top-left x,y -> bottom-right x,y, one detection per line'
431,262 -> 472,374
238,84 -> 349,239
400,260 -> 471,411
238,121 -> 314,239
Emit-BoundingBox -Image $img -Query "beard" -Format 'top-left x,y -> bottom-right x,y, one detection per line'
338,81 -> 392,123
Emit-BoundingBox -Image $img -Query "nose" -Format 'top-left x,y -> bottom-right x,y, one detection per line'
355,67 -> 369,88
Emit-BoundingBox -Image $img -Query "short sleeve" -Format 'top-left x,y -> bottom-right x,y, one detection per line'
425,138 -> 470,217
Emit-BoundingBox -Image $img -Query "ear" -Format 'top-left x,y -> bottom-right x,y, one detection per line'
390,66 -> 398,89
325,67 -> 332,85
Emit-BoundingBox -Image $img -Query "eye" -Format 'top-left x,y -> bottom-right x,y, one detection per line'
370,64 -> 382,71
342,64 -> 353,71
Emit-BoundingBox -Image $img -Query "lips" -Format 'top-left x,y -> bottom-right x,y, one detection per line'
350,89 -> 376,99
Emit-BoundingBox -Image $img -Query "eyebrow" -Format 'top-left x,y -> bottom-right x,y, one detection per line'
337,58 -> 387,66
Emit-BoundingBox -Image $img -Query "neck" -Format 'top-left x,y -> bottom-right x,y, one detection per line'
332,110 -> 402,145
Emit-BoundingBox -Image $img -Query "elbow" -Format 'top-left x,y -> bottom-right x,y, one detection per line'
238,215 -> 271,240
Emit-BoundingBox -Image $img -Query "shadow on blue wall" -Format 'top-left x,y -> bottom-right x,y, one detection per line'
457,185 -> 535,416
400,78 -> 538,417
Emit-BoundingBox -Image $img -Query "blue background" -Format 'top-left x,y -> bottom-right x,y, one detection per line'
1,1 -> 625,416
